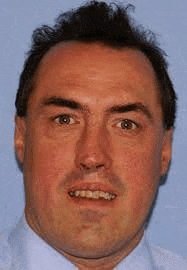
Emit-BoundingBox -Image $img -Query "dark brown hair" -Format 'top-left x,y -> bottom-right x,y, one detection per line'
15,1 -> 176,129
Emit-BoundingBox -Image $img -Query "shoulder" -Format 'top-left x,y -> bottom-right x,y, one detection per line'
150,244 -> 187,270
0,231 -> 12,270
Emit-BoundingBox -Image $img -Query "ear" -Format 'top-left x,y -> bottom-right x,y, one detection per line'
161,128 -> 173,176
14,115 -> 26,165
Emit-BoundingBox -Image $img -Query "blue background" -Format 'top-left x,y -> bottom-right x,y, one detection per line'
0,0 -> 186,257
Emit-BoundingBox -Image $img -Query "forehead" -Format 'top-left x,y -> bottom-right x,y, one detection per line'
31,41 -> 160,110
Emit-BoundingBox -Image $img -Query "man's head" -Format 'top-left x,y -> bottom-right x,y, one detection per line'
15,1 -> 176,128
14,1 -> 176,267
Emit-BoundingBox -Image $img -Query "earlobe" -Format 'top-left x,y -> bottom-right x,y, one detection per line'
161,128 -> 173,176
14,115 -> 26,165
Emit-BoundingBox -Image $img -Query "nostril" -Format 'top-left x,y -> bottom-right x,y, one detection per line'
80,163 -> 90,171
96,164 -> 104,169
80,163 -> 105,171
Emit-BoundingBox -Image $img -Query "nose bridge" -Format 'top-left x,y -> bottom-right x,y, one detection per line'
75,121 -> 112,171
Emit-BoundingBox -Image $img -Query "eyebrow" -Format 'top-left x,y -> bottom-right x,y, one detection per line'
40,97 -> 153,122
40,97 -> 84,110
108,103 -> 153,121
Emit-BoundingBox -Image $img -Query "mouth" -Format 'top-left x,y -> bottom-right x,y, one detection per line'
67,182 -> 118,203
68,190 -> 116,201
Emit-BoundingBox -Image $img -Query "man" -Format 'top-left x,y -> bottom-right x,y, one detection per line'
0,1 -> 186,269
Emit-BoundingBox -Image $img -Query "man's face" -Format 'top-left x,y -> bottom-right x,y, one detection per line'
15,42 -> 172,259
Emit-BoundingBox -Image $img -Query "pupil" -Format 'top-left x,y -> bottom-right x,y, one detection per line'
121,120 -> 131,129
61,115 -> 70,124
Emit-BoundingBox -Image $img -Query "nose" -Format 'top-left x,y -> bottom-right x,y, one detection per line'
75,125 -> 112,173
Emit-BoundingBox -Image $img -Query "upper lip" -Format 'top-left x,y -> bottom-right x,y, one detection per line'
66,181 -> 119,196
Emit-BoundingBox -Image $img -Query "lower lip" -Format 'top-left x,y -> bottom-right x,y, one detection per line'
67,195 -> 116,208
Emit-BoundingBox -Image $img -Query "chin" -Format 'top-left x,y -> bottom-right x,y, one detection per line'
59,235 -> 129,260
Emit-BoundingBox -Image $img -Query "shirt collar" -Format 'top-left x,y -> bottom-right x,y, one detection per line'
117,234 -> 157,270
8,215 -> 156,270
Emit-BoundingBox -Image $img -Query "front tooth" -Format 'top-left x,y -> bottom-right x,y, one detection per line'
92,191 -> 100,199
80,190 -> 86,197
86,190 -> 93,198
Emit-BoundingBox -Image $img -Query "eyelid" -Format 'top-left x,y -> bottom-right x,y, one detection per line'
51,113 -> 79,125
115,119 -> 140,130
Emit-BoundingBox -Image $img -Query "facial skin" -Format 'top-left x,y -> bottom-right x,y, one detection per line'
15,42 -> 172,269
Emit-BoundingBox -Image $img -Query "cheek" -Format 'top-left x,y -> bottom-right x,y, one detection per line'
24,131 -> 78,206
25,129 -> 77,173
115,136 -> 162,180
114,141 -> 162,209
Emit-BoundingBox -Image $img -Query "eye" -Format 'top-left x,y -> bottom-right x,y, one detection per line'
117,119 -> 139,130
53,114 -> 76,125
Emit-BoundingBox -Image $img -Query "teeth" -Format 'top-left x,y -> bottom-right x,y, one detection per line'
75,190 -> 80,197
92,191 -> 100,199
86,190 -> 93,198
80,190 -> 86,197
69,190 -> 116,201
